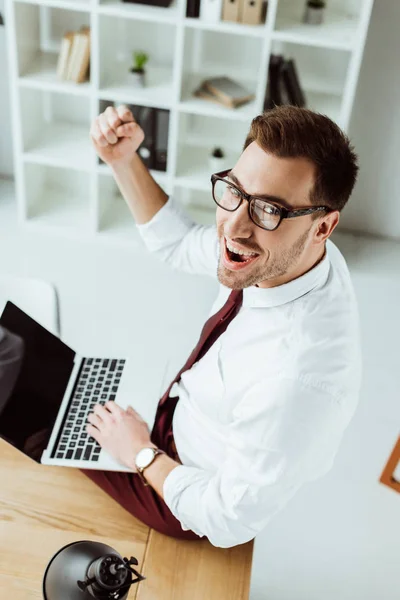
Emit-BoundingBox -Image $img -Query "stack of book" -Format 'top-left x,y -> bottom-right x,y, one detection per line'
263,55 -> 306,110
194,76 -> 255,109
56,27 -> 91,84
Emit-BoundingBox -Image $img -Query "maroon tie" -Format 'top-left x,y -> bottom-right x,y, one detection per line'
150,289 -> 243,453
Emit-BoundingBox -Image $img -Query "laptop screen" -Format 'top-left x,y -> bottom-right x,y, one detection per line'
0,301 -> 75,462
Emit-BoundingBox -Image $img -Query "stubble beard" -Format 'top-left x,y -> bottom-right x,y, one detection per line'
217,228 -> 311,290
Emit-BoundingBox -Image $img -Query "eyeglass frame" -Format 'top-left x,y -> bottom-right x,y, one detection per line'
210,169 -> 331,231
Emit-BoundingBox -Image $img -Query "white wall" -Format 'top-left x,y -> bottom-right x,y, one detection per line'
0,0 -> 14,177
342,0 -> 400,241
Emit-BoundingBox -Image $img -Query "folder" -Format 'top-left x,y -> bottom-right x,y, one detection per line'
222,0 -> 240,23
137,106 -> 155,170
154,109 -> 169,172
239,0 -> 263,25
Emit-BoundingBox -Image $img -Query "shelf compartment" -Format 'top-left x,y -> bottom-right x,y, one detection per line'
269,41 -> 349,125
98,15 -> 176,108
180,27 -> 262,120
24,164 -> 92,233
21,89 -> 92,171
273,0 -> 363,51
14,2 -> 91,92
175,112 -> 248,190
173,186 -> 216,226
98,0 -> 180,23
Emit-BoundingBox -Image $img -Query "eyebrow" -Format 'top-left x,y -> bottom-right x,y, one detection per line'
227,171 -> 292,210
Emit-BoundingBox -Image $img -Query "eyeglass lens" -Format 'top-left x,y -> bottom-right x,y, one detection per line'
213,179 -> 281,231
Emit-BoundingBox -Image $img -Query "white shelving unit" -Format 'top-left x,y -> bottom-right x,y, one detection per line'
5,0 -> 374,244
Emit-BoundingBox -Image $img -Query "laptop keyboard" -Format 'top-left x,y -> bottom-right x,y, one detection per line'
54,358 -> 126,462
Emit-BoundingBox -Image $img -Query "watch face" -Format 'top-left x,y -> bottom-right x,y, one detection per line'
136,447 -> 156,469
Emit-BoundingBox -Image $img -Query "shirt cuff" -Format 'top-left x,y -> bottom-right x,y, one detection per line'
136,197 -> 196,252
163,464 -> 207,533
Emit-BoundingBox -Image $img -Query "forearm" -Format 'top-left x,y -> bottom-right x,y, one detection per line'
137,453 -> 181,499
111,153 -> 168,225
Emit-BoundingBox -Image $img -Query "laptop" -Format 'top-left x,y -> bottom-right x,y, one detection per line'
0,301 -> 145,472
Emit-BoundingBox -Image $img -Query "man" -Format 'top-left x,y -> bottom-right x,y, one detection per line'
85,104 -> 362,548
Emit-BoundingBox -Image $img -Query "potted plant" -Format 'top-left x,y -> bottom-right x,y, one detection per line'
129,51 -> 149,87
209,147 -> 226,172
303,0 -> 326,25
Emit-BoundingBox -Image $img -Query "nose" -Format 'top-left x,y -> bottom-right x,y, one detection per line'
223,200 -> 254,240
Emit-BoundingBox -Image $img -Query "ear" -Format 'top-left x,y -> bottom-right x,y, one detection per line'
314,210 -> 340,243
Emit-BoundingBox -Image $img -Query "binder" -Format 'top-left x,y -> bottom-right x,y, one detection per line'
263,54 -> 283,110
239,0 -> 263,25
137,106 -> 156,169
154,109 -> 169,172
200,0 -> 223,22
281,59 -> 306,107
222,0 -> 240,23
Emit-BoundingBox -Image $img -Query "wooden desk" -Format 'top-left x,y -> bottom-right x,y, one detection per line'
0,440 -> 253,599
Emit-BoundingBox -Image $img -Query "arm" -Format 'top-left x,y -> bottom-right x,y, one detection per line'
90,105 -> 218,277
159,377 -> 350,547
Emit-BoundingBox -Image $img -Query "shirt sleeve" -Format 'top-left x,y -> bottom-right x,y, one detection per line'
135,197 -> 219,277
163,376 -> 350,548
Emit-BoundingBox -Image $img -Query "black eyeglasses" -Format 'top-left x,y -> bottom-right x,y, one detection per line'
211,169 -> 330,232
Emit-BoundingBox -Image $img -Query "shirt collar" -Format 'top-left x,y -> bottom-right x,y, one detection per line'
242,242 -> 331,308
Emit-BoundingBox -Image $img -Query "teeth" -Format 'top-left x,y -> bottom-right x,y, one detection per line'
226,240 -> 257,257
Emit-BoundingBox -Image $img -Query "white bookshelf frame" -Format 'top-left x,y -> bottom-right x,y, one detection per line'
5,0 -> 374,244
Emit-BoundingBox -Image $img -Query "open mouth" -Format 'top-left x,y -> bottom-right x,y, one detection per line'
222,237 -> 260,271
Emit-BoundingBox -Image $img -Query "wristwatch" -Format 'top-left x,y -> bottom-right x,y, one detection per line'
135,446 -> 165,486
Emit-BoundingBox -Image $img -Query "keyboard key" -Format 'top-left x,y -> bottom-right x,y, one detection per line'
78,412 -> 85,418
110,360 -> 117,371
77,387 -> 84,392
102,359 -> 109,368
70,442 -> 76,448
100,370 -> 106,375
85,392 -> 91,397
74,427 -> 80,432
95,383 -> 102,389
77,419 -> 83,425
89,378 -> 95,383
87,385 -> 93,390
71,408 -> 77,414
104,387 -> 109,392
93,446 -> 101,453
109,395 -> 116,401
101,394 -> 107,399
87,359 -> 93,365
74,448 -> 83,460
78,440 -> 85,447
112,386 -> 118,393
72,434 -> 78,440
56,452 -> 64,459
92,454 -> 100,462
59,445 -> 66,451
84,446 -> 93,460
66,450 -> 73,459
95,358 -> 101,363
72,401 -> 80,407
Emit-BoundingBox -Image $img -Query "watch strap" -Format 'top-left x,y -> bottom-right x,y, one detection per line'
137,448 -> 165,486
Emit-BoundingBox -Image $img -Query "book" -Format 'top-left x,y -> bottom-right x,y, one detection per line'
263,54 -> 284,110
56,31 -> 74,80
281,58 -> 306,107
193,82 -> 232,108
65,32 -> 81,81
75,26 -> 91,84
203,76 -> 255,108
154,108 -> 169,172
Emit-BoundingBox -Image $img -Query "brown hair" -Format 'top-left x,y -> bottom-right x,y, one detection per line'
243,105 -> 359,213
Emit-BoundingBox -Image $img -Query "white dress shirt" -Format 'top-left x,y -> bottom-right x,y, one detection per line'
136,198 -> 362,548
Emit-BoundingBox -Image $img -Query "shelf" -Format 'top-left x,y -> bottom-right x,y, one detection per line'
273,5 -> 359,51
18,52 -> 91,96
23,123 -> 92,172
305,90 -> 342,125
97,163 -> 171,189
184,17 -> 266,38
15,0 -> 90,11
175,144 -> 238,191
99,66 -> 175,109
179,74 -> 257,122
98,0 -> 179,22
173,187 -> 216,225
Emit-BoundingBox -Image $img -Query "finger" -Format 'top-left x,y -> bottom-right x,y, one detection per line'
116,104 -> 134,123
93,403 -> 113,422
104,401 -> 124,417
127,406 -> 145,422
86,424 -> 101,442
98,113 -> 118,144
104,105 -> 122,133
115,122 -> 139,138
90,119 -> 108,148
87,412 -> 103,428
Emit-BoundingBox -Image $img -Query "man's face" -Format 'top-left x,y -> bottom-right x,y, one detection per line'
216,141 -> 324,290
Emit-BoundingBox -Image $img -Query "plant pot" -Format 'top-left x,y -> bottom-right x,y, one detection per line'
129,69 -> 146,87
303,1 -> 325,25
